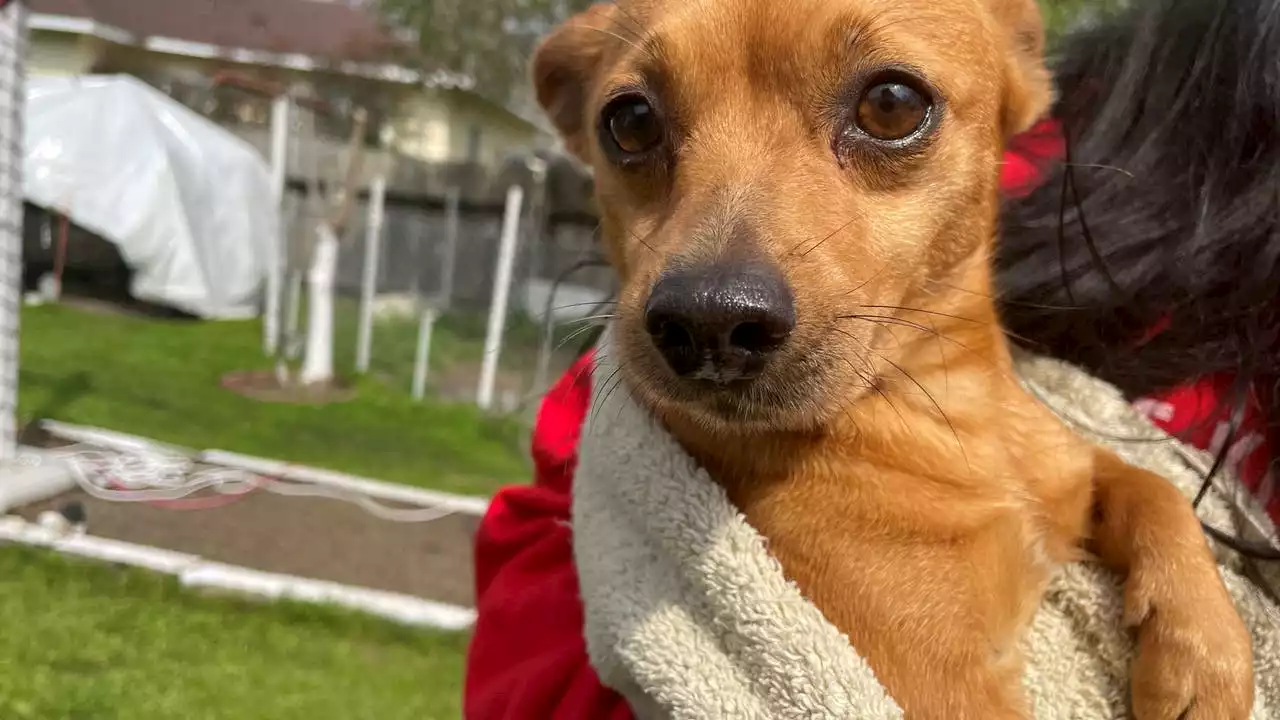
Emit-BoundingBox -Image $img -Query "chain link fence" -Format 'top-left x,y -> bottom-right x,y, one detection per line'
251,94 -> 612,415
0,0 -> 27,460
21,70 -> 612,420
326,168 -> 610,415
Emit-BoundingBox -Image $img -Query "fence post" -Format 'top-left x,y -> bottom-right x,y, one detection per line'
263,94 -> 291,356
411,306 -> 437,401
355,174 -> 386,374
0,0 -> 28,461
437,186 -> 460,310
477,185 -> 523,411
526,160 -> 557,397
282,194 -> 304,358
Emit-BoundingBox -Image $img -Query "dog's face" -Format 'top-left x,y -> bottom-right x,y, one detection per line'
534,0 -> 1051,431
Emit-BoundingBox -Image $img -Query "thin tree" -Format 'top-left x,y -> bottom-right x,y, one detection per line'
294,105 -> 369,386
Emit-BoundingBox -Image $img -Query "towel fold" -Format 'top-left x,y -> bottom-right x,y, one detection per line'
574,327 -> 1280,719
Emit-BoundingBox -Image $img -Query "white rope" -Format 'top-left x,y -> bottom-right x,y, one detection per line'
32,444 -> 457,524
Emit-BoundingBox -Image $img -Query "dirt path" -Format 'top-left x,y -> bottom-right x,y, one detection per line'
18,489 -> 481,608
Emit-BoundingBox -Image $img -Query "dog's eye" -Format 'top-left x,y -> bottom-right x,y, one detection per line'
602,95 -> 663,157
855,81 -> 929,141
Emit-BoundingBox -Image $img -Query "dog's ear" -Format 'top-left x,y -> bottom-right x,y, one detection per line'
984,0 -> 1054,136
532,4 -> 625,161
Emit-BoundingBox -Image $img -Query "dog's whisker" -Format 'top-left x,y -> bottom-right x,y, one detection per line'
921,282 -> 1090,334
831,328 -> 911,433
629,228 -> 660,255
787,214 -> 861,258
923,314 -> 952,401
872,347 -> 969,469
587,365 -> 624,427
838,314 -> 942,337
572,24 -> 648,57
556,321 -> 614,352
597,369 -> 630,423
843,314 -> 975,358
552,300 -> 619,312
841,260 -> 895,298
589,219 -> 658,256
854,305 -> 986,325
854,301 -> 1038,348
869,297 -> 1042,345
802,216 -> 859,257
843,315 -> 1021,387
561,313 -> 619,325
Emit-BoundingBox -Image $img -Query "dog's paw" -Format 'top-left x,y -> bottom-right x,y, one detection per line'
1126,586 -> 1254,720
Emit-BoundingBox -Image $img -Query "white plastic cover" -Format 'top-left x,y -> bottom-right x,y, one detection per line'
23,74 -> 276,319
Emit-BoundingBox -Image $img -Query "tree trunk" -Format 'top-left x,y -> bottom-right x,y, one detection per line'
299,223 -> 340,386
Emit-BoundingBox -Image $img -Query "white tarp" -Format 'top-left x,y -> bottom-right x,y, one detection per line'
23,74 -> 276,319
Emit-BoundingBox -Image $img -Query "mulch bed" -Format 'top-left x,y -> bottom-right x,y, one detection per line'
16,487 -> 481,608
220,370 -> 359,405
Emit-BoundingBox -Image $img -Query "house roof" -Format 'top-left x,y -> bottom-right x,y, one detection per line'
27,0 -> 549,130
29,0 -> 401,63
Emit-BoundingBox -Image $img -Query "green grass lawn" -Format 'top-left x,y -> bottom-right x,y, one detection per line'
18,303 -> 533,497
0,546 -> 469,720
10,302 -> 548,718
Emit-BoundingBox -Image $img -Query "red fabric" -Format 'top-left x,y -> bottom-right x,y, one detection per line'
464,352 -> 632,720
1135,377 -> 1279,524
463,118 -> 1275,719
1000,118 -> 1067,198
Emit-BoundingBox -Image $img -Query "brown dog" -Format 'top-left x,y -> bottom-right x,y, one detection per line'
532,0 -> 1255,717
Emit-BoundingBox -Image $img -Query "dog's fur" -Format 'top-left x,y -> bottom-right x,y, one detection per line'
532,1 -> 1255,717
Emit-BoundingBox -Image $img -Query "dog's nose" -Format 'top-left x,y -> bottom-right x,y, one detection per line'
644,262 -> 796,383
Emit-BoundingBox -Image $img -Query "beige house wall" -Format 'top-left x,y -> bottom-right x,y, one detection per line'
27,30 -> 548,169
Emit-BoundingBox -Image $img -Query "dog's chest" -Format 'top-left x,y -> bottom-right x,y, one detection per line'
726,463 -> 1056,656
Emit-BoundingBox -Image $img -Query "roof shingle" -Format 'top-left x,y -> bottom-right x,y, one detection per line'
30,0 -> 399,62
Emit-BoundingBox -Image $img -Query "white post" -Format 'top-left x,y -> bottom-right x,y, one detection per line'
298,223 -> 339,385
411,306 -> 437,401
263,94 -> 291,356
0,0 -> 28,461
285,270 -> 303,357
476,185 -> 523,411
355,175 -> 386,374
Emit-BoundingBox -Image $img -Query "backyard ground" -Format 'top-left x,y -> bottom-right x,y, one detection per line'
19,302 -> 537,497
5,302 -> 576,719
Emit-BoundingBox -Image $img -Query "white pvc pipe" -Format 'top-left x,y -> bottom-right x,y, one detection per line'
0,450 -> 76,513
35,419 -> 491,515
477,186 -> 524,411
199,449 -> 489,516
40,419 -> 186,456
411,306 -> 437,401
0,517 -> 476,631
355,175 -> 387,374
263,95 -> 291,357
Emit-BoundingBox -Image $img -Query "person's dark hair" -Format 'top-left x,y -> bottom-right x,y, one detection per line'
995,0 -> 1280,557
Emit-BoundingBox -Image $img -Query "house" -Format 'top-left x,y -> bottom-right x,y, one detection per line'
24,0 -> 550,170
20,0 -> 602,327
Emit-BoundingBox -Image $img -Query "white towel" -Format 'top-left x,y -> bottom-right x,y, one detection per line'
574,327 -> 1280,719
